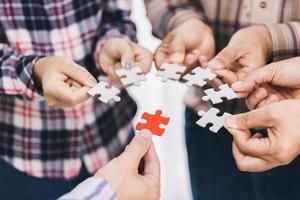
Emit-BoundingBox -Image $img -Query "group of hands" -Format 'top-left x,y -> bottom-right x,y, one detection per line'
34,18 -> 300,200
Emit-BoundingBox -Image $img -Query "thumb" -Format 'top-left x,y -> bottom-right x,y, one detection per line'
143,142 -> 160,180
120,41 -> 135,67
168,36 -> 186,64
232,64 -> 276,95
120,130 -> 152,167
207,45 -> 240,70
63,61 -> 97,87
225,106 -> 274,130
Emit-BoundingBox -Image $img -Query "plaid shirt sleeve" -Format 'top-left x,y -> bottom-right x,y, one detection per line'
145,0 -> 205,38
0,43 -> 44,101
94,0 -> 137,68
266,22 -> 300,61
59,177 -> 116,200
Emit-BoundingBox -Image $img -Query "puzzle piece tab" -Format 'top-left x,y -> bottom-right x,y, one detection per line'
196,108 -> 231,133
183,67 -> 217,87
156,63 -> 186,82
87,81 -> 121,104
136,110 -> 170,136
202,84 -> 237,104
115,66 -> 146,87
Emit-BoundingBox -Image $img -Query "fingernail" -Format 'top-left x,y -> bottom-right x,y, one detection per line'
138,129 -> 152,139
232,81 -> 243,89
256,89 -> 266,99
266,96 -> 279,104
225,116 -> 237,129
208,59 -> 222,69
88,77 -> 97,86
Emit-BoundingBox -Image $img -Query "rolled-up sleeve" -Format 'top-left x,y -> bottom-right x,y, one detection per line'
266,22 -> 300,61
145,0 -> 205,38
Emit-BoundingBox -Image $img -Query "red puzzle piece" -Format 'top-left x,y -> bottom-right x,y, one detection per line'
136,110 -> 170,136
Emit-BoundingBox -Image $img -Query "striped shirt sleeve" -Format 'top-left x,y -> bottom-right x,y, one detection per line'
145,0 -> 205,38
266,22 -> 300,61
59,177 -> 117,200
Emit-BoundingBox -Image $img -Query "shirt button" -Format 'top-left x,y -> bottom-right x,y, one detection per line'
260,1 -> 267,8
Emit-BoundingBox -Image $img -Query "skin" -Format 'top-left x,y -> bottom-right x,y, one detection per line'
206,25 -> 273,86
96,131 -> 160,200
99,37 -> 153,86
33,56 -> 97,108
154,18 -> 215,71
231,57 -> 300,109
225,100 -> 300,172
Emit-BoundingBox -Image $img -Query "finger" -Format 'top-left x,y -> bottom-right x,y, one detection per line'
143,142 -> 160,181
63,61 -> 97,87
168,35 -> 186,64
231,64 -> 276,96
120,41 -> 135,67
107,64 -> 123,86
232,142 -> 271,172
225,106 -> 275,130
228,128 -> 271,157
245,87 -> 268,110
207,45 -> 240,70
214,69 -> 238,85
256,95 -> 280,108
120,130 -> 152,167
131,42 -> 153,74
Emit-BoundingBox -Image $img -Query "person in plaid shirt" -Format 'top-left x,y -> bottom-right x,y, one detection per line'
0,0 -> 152,199
146,0 -> 300,199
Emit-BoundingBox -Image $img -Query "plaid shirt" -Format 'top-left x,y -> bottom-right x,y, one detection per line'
0,0 -> 137,179
146,0 -> 300,112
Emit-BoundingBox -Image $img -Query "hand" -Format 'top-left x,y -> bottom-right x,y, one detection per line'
207,25 -> 272,86
231,57 -> 300,109
33,56 -> 97,108
98,37 -> 153,86
225,100 -> 300,172
155,18 -> 215,69
96,131 -> 160,200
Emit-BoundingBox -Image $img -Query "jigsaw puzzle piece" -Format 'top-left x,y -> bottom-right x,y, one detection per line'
156,63 -> 186,82
196,108 -> 231,133
183,67 -> 217,87
202,84 -> 237,104
136,110 -> 170,136
87,81 -> 121,104
115,66 -> 146,87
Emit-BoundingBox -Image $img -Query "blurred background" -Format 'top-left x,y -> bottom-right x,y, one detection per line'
128,1 -> 192,199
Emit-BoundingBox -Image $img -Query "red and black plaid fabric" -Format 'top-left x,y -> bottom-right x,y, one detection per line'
0,0 -> 137,179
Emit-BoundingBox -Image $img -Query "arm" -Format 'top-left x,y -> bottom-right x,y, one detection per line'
145,0 -> 205,38
0,43 -> 44,100
266,22 -> 300,61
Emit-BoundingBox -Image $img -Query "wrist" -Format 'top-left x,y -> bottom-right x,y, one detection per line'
258,25 -> 273,60
32,57 -> 46,91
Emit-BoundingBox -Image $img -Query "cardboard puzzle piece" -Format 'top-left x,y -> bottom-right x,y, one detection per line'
183,67 -> 217,87
156,63 -> 186,82
196,108 -> 231,133
136,110 -> 170,136
202,84 -> 237,104
115,66 -> 146,87
87,81 -> 121,103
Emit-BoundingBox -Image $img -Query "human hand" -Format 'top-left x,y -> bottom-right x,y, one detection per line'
98,37 -> 153,86
225,100 -> 300,172
207,25 -> 272,86
231,57 -> 300,109
96,130 -> 160,200
155,18 -> 215,69
33,56 -> 97,108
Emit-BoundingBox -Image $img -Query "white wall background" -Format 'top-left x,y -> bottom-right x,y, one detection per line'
129,1 -> 192,199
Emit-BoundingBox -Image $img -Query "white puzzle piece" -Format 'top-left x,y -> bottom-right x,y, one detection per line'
87,81 -> 121,103
202,84 -> 237,104
156,63 -> 186,82
196,108 -> 231,133
115,66 -> 146,87
183,67 -> 217,87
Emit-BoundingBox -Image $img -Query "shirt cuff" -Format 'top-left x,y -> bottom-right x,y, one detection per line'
59,177 -> 117,200
266,22 -> 300,61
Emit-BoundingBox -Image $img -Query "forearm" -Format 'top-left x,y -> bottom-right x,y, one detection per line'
145,0 -> 205,38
